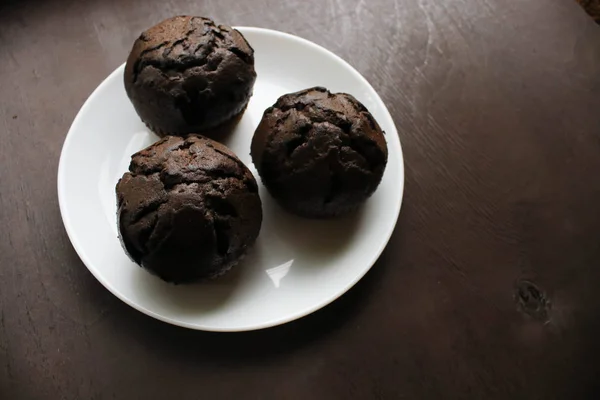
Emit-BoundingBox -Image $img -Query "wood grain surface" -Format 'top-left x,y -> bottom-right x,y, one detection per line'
1,0 -> 600,398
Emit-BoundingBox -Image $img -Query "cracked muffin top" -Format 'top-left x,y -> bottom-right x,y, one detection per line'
124,16 -> 256,137
251,87 -> 388,218
116,135 -> 262,284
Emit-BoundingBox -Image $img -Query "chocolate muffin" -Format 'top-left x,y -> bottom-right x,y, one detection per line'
124,16 -> 256,137
577,0 -> 600,23
116,135 -> 262,283
251,87 -> 388,218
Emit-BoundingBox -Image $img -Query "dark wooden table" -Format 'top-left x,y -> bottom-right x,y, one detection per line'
1,0 -> 600,398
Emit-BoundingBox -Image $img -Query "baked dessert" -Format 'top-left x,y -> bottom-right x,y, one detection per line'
116,135 -> 262,283
124,16 -> 256,137
251,87 -> 388,218
576,0 -> 600,23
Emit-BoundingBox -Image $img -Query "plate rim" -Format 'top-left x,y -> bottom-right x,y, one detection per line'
57,26 -> 405,331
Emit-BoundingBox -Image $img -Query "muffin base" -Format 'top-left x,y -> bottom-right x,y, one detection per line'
143,100 -> 250,140
157,249 -> 249,285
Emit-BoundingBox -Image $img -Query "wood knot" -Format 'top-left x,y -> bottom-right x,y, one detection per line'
515,280 -> 550,321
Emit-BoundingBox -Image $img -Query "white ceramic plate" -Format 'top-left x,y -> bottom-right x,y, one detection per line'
58,27 -> 404,331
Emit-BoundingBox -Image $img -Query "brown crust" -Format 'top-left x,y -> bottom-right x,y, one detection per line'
577,0 -> 600,22
116,135 -> 262,284
124,16 -> 256,137
251,87 -> 388,218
